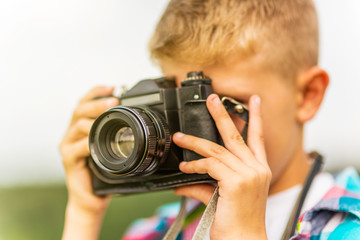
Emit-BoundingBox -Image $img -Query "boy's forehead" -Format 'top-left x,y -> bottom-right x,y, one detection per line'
162,57 -> 277,85
160,57 -> 293,102
161,54 -> 268,80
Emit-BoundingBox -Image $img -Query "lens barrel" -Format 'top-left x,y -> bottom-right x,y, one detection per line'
89,106 -> 170,176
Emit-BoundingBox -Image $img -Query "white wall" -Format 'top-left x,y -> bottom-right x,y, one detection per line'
0,0 -> 359,186
306,0 -> 360,170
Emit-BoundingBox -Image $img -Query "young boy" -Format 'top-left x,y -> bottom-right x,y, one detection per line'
59,0 -> 360,239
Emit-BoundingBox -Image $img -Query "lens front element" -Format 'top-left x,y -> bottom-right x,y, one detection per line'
89,106 -> 171,176
111,127 -> 135,159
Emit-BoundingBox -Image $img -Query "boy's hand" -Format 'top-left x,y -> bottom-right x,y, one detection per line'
59,86 -> 118,240
173,94 -> 271,239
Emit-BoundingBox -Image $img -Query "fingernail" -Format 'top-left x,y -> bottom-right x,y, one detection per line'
106,98 -> 118,107
210,94 -> 221,104
254,95 -> 261,104
174,132 -> 184,139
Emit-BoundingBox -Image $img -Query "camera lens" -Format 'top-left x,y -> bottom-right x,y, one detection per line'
89,106 -> 170,176
111,127 -> 134,159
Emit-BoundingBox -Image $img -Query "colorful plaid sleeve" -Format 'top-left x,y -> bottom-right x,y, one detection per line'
291,167 -> 360,240
122,198 -> 203,240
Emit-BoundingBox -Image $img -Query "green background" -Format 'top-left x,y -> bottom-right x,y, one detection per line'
0,185 -> 179,240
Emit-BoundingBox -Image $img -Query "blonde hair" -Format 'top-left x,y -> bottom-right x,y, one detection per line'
149,0 -> 319,80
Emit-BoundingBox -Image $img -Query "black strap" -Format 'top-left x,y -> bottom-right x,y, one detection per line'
281,152 -> 323,239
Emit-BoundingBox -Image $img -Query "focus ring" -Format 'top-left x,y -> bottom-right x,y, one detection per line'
128,108 -> 157,174
142,109 -> 171,173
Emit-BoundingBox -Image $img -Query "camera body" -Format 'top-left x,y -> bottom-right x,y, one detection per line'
88,72 -> 222,195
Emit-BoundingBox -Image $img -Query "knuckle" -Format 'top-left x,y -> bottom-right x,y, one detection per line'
230,176 -> 245,189
264,168 -> 272,182
254,167 -> 272,183
230,133 -> 243,142
257,169 -> 268,181
58,139 -> 68,155
95,99 -> 109,114
218,111 -> 230,120
60,147 -> 72,166
210,145 -> 226,155
193,158 -> 205,166
251,129 -> 264,141
226,134 -> 245,149
257,133 -> 264,142
188,158 -> 207,172
76,118 -> 89,132
79,137 -> 90,152
241,167 -> 262,182
206,158 -> 221,175
62,157 -> 71,168
207,157 -> 220,166
77,118 -> 87,126
73,119 -> 83,130
73,106 -> 83,119
249,168 -> 260,180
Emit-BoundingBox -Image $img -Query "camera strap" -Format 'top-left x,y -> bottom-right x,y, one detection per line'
163,152 -> 323,240
280,152 -> 323,239
162,187 -> 219,240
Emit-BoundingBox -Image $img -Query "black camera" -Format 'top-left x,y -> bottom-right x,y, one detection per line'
88,71 -> 248,195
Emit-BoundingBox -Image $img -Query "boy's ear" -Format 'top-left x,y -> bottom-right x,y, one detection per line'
296,66 -> 330,123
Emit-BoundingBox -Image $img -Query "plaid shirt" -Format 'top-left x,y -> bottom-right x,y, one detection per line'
123,167 -> 360,240
291,167 -> 360,240
122,198 -> 204,240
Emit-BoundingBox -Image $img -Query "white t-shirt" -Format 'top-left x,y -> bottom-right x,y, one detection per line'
265,172 -> 335,240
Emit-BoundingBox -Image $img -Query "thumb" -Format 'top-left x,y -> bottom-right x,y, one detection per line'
174,184 -> 216,205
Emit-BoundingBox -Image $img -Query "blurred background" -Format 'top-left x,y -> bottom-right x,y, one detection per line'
0,0 -> 359,239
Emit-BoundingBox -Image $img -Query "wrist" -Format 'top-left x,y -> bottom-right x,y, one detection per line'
67,193 -> 110,215
66,200 -> 106,220
62,201 -> 107,240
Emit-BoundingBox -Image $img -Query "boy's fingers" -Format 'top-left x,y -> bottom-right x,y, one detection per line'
179,157 -> 236,181
64,118 -> 94,143
247,95 -> 267,166
61,137 -> 90,168
206,94 -> 254,164
79,86 -> 114,103
173,133 -> 245,172
207,94 -> 245,145
72,97 -> 118,121
71,137 -> 90,159
174,184 -> 215,205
